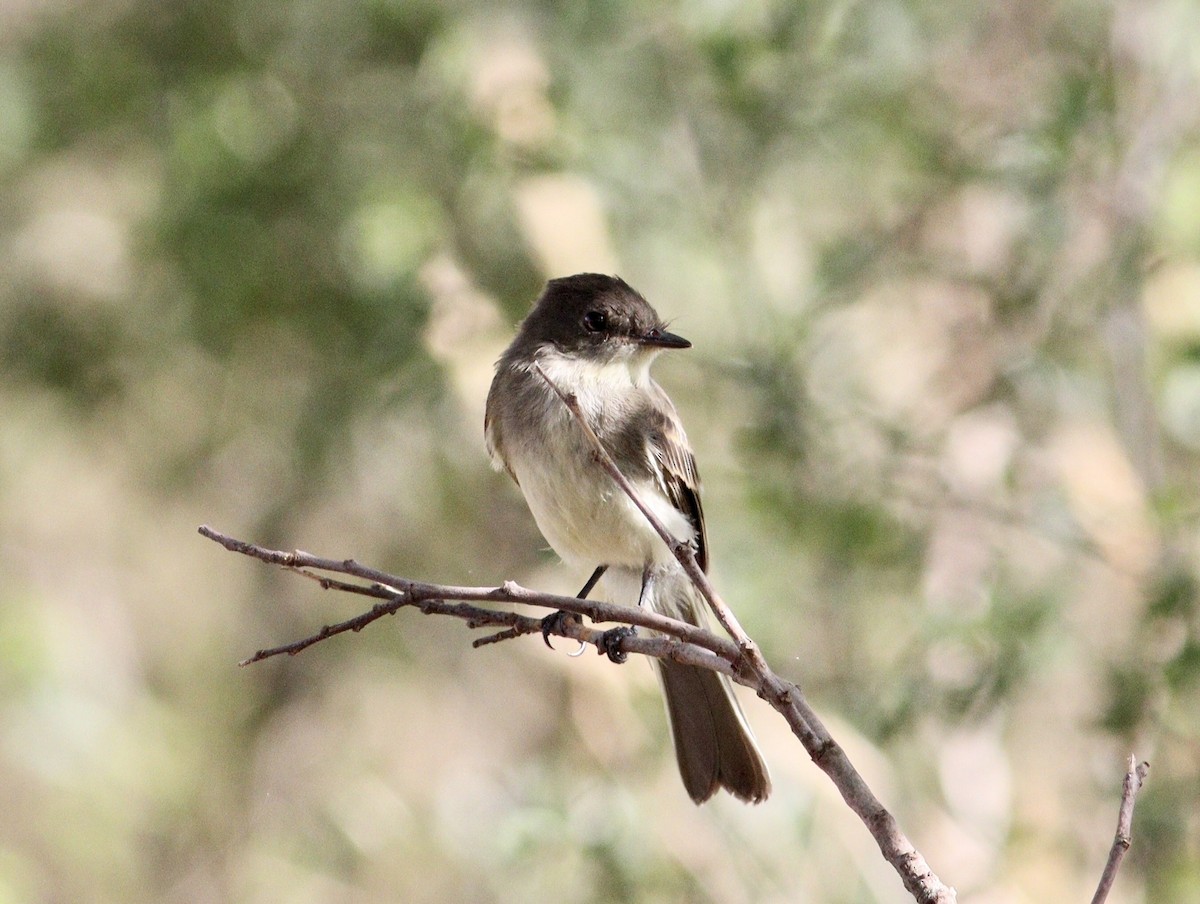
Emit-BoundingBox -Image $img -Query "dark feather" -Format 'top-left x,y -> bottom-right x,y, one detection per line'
646,384 -> 708,573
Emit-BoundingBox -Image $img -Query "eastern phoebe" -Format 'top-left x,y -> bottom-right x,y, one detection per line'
485,273 -> 771,804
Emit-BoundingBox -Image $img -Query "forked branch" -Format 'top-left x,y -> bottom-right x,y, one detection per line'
203,519 -> 953,902
203,366 -> 1150,903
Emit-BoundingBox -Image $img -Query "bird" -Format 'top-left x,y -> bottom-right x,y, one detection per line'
484,273 -> 770,804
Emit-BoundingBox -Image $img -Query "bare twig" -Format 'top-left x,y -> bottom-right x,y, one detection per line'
532,363 -> 755,648
1090,756 -> 1150,904
207,519 -> 954,902
532,366 -> 956,904
206,511 -> 955,897
203,357 -> 963,902
200,526 -> 740,673
202,368 -> 965,904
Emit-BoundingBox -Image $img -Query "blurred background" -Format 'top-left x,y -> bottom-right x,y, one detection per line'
1,0 -> 1198,901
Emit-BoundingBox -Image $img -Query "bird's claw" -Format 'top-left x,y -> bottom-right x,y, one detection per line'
597,625 -> 637,664
540,610 -> 579,649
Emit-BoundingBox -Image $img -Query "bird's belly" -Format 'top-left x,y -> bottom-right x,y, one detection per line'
510,450 -> 691,570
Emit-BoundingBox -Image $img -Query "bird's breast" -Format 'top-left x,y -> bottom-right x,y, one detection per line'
493,360 -> 693,569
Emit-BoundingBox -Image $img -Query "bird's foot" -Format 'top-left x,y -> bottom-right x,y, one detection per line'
540,610 -> 580,649
597,625 -> 637,664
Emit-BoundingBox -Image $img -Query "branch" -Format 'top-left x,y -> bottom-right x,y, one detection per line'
202,368 -> 964,903
200,526 -> 741,670
532,365 -> 956,904
533,363 -> 755,648
203,521 -> 953,901
1090,756 -> 1150,904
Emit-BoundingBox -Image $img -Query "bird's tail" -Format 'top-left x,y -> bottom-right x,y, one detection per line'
646,570 -> 771,804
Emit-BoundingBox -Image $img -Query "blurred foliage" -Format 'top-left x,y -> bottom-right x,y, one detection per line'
2,0 -> 1200,902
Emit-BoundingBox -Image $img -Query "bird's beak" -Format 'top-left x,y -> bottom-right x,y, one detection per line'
639,327 -> 691,349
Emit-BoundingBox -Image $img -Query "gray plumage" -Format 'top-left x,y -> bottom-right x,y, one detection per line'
485,273 -> 771,804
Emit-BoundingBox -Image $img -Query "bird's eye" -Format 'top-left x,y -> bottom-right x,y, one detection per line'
583,310 -> 607,333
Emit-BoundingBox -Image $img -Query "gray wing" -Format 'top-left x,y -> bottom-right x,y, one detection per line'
646,384 -> 708,573
483,389 -> 512,482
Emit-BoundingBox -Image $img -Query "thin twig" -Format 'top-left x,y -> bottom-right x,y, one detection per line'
204,358 -> 963,903
207,515 -> 954,902
200,526 -> 741,675
532,363 -> 755,649
1090,756 -> 1150,904
532,366 -> 956,904
209,517 -> 953,900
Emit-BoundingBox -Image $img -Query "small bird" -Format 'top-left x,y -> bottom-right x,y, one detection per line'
485,273 -> 771,804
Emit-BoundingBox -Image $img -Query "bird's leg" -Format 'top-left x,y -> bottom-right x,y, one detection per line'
540,565 -> 609,649
577,565 -> 608,600
598,562 -> 651,664
635,561 -> 654,608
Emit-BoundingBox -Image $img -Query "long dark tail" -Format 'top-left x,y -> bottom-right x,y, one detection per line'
657,659 -> 771,803
651,572 -> 771,804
